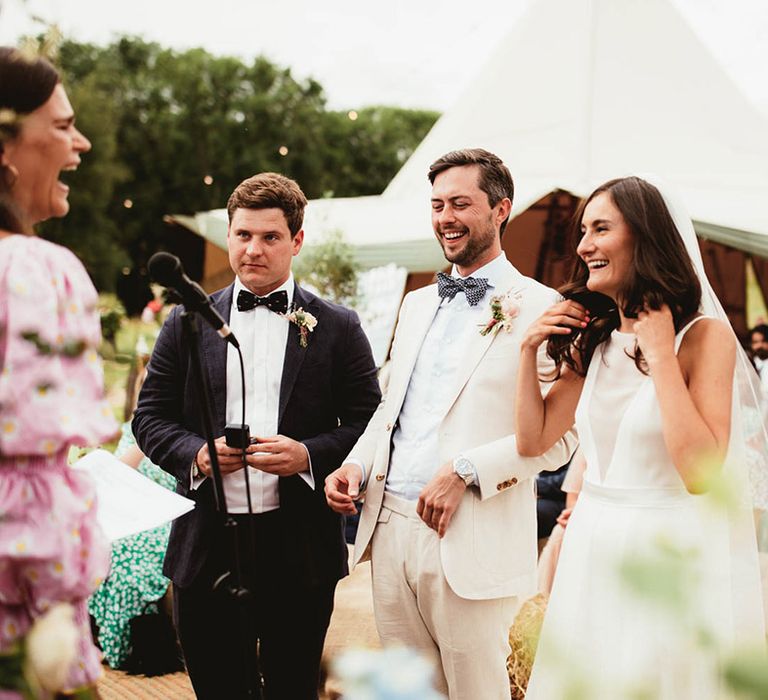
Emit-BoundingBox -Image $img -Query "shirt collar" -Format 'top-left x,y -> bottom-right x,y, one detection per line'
451,252 -> 509,290
232,272 -> 295,309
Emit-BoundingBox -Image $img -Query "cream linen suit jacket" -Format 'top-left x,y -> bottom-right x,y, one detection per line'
349,260 -> 578,600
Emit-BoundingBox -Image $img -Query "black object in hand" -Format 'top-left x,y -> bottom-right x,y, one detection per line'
225,423 -> 250,449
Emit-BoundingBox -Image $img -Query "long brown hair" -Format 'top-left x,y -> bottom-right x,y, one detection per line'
548,176 -> 701,376
0,47 -> 60,232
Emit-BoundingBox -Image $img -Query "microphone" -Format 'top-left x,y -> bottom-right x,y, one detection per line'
148,252 -> 239,348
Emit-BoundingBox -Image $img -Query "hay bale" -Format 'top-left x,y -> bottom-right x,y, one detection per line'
507,593 -> 547,700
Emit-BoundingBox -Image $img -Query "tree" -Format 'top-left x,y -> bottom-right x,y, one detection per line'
31,36 -> 440,296
293,231 -> 360,306
318,106 -> 440,197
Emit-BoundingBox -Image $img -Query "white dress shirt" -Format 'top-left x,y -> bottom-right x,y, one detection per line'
190,273 -> 314,513
385,253 -> 509,500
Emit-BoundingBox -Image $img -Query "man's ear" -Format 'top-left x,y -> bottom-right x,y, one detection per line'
292,229 -> 305,256
496,197 -> 512,226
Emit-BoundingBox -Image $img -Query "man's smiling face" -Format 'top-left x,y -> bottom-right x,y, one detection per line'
430,164 -> 504,276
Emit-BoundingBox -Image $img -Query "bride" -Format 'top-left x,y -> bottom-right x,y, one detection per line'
516,176 -> 766,698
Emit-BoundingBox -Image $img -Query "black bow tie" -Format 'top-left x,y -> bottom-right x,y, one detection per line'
436,272 -> 490,306
236,289 -> 289,314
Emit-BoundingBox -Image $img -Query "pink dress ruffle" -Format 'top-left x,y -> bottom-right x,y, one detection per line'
0,235 -> 118,691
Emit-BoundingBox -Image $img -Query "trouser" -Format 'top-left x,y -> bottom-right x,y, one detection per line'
370,493 -> 516,700
173,511 -> 337,700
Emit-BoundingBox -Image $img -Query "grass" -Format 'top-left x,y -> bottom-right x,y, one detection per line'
100,318 -> 160,450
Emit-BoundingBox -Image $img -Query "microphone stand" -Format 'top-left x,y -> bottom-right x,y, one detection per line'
180,308 -> 262,699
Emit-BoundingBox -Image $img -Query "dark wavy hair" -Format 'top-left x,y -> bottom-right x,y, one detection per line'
0,46 -> 60,232
547,176 -> 701,377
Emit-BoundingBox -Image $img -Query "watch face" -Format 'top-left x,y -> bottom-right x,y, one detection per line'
454,458 -> 473,484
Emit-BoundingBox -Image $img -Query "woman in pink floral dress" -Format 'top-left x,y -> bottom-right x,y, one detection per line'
0,47 -> 117,694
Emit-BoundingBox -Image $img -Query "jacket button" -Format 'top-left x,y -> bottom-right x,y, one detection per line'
376,473 -> 385,481
496,483 -> 504,491
385,423 -> 393,431
510,477 -> 518,485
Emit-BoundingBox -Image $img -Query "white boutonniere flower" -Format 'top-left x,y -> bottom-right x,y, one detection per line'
479,291 -> 522,336
283,306 -> 318,347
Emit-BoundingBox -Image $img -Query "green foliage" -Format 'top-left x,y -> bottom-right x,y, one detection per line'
27,36 -> 439,295
0,642 -> 34,700
20,331 -> 86,358
723,649 -> 768,698
618,535 -> 700,613
319,106 -> 439,196
294,230 -> 360,305
97,293 -> 126,348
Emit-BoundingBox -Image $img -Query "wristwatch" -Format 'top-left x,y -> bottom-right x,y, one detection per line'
453,455 -> 476,486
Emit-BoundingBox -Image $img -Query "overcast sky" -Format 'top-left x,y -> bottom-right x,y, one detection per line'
1,0 -> 766,113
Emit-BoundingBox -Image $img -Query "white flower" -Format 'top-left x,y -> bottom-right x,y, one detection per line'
283,307 -> 318,347
499,293 -> 521,318
24,603 -> 78,692
479,291 -> 522,337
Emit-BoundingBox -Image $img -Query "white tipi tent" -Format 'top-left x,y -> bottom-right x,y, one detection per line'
382,0 -> 768,247
170,0 -> 768,330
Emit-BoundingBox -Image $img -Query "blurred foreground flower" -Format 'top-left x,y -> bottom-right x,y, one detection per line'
332,647 -> 445,699
0,603 -> 78,698
24,603 -> 78,694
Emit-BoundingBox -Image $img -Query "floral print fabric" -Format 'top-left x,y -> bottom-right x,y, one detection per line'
89,423 -> 174,668
0,235 -> 117,690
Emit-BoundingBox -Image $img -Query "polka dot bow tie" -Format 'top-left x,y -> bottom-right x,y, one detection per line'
436,272 -> 490,306
236,289 -> 289,314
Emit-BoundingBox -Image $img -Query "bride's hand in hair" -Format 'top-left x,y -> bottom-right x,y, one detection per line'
521,300 -> 590,351
633,304 -> 676,368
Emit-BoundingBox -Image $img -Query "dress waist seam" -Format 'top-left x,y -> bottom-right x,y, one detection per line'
581,479 -> 692,506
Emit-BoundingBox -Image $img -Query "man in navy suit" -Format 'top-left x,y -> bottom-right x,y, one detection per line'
133,173 -> 381,699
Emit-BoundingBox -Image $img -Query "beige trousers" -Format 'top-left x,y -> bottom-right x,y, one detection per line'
370,493 -> 515,700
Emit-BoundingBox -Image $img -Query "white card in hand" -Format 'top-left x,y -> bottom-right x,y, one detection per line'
73,449 -> 195,542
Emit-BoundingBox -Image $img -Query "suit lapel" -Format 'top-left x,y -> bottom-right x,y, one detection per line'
202,285 -> 234,430
278,283 -> 313,426
388,290 -> 441,416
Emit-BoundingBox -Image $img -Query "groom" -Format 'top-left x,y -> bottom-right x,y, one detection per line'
133,173 -> 381,699
325,149 -> 577,699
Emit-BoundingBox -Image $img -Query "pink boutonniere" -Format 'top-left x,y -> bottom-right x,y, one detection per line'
283,306 -> 318,347
479,291 -> 521,336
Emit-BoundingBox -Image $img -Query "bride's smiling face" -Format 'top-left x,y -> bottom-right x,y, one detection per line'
577,192 -> 634,301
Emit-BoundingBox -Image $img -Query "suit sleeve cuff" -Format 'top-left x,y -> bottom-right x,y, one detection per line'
298,443 -> 316,490
190,457 -> 206,490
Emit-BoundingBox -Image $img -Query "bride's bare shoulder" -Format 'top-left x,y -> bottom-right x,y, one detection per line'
679,317 -> 736,372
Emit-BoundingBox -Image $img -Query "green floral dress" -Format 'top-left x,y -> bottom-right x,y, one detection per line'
87,423 -> 176,668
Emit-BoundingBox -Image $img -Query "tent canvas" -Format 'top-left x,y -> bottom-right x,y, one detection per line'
168,0 -> 768,332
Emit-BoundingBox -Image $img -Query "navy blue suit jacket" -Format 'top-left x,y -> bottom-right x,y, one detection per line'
132,282 -> 381,588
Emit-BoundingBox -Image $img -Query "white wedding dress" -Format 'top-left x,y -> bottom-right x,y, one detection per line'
526,320 -> 766,699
